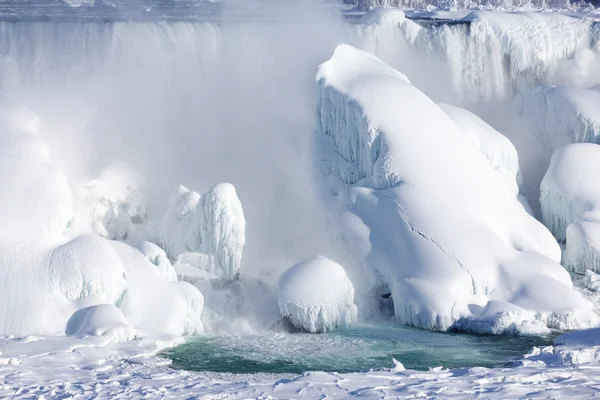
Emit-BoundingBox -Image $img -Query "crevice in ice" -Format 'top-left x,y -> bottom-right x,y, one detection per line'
378,192 -> 477,296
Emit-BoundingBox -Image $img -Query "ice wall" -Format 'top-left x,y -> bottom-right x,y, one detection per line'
352,10 -> 600,103
316,44 -> 598,333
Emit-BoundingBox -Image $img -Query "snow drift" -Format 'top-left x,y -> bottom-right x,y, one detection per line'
278,256 -> 358,333
316,44 -> 598,333
541,143 -> 600,273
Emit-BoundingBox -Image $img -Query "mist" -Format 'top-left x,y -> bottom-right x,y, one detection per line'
0,0 -> 352,279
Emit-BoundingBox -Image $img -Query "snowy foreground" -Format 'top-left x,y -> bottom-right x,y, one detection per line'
2,328 -> 600,398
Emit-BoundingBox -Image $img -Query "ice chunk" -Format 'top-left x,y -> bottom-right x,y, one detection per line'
159,183 -> 245,281
316,45 -> 597,333
541,143 -> 600,272
197,183 -> 245,281
278,256 -> 358,333
65,304 -> 136,343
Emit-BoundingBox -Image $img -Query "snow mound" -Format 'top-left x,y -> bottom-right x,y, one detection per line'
278,256 -> 358,333
515,85 -> 600,152
440,103 -> 520,196
541,143 -> 600,272
77,162 -> 147,241
316,45 -> 598,333
65,304 -> 136,343
137,241 -> 178,282
159,183 -> 245,281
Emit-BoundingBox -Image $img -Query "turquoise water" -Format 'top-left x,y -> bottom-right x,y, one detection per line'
163,324 -> 555,374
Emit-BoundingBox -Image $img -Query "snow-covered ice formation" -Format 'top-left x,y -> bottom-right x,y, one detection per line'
0,96 -> 204,337
347,0 -> 596,11
159,183 -> 245,281
515,85 -> 600,152
65,304 -> 137,343
541,143 -> 600,272
316,44 -> 598,333
278,256 -> 358,333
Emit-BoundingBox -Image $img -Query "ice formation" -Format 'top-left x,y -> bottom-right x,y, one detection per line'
278,256 -> 358,333
159,183 -> 245,281
0,96 -> 204,337
77,162 -> 147,241
316,44 -> 598,333
541,143 -> 600,272
515,85 -> 600,151
347,0 -> 595,11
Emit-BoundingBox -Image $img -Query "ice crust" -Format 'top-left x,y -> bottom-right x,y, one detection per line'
159,183 -> 245,281
316,44 -> 598,333
541,143 -> 600,272
278,256 -> 358,333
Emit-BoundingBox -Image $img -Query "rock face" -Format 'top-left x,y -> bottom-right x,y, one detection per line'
315,44 -> 598,334
541,143 -> 600,273
278,256 -> 358,333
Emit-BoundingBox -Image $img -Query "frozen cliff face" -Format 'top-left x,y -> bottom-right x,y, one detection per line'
0,97 -> 204,337
278,256 -> 358,333
541,143 -> 600,273
354,10 -> 600,103
440,103 -> 521,196
160,183 -> 245,281
316,44 -> 598,333
77,162 -> 147,241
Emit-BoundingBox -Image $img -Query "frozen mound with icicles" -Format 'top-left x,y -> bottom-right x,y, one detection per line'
160,183 -> 245,281
541,143 -> 600,273
355,10 -> 600,102
515,85 -> 600,151
440,103 -> 521,196
278,256 -> 358,333
0,96 -> 204,337
316,44 -> 599,334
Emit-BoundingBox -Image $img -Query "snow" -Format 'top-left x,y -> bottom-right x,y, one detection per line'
159,183 -> 245,281
541,143 -> 600,272
439,103 -> 521,196
278,256 -> 358,333
316,44 -> 598,333
65,304 -> 137,343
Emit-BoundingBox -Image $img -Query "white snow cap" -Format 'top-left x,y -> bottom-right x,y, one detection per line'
160,183 -> 245,281
278,256 -> 358,333
541,143 -> 600,273
316,44 -> 598,334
